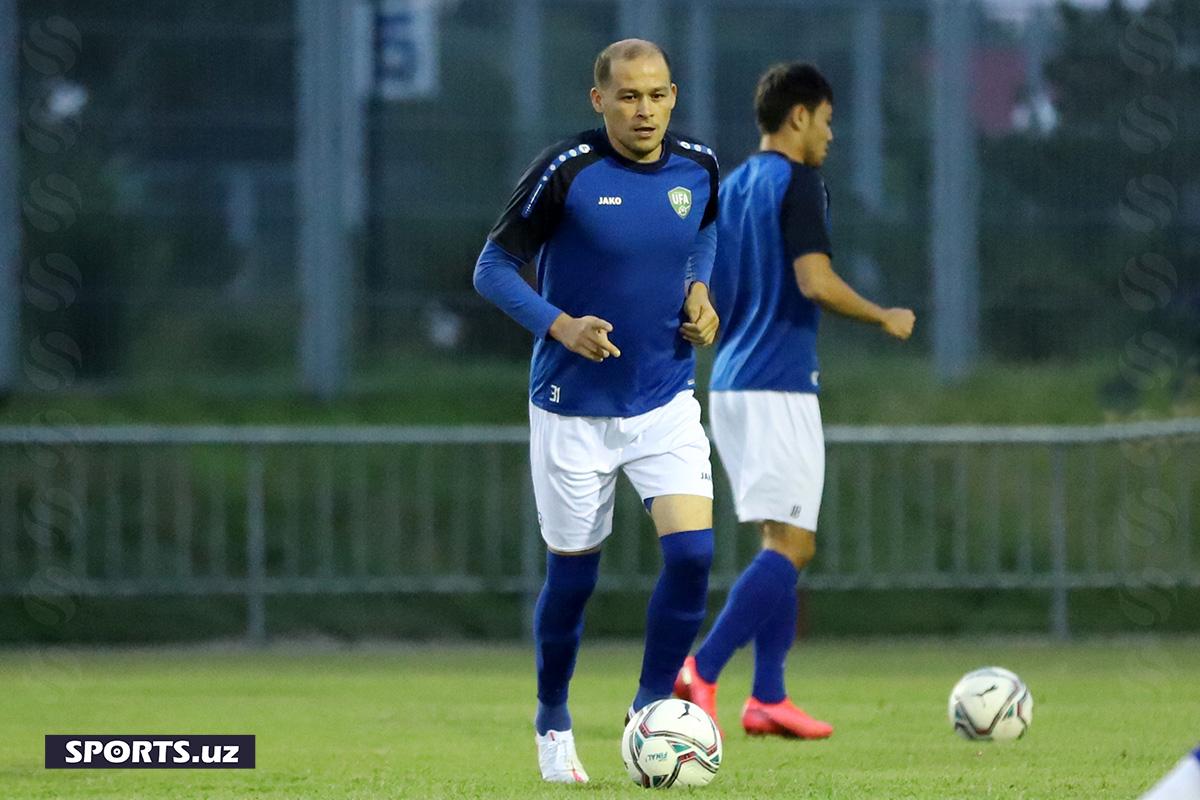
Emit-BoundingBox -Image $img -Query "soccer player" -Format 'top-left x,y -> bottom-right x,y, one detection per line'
1140,746 -> 1200,799
674,63 -> 915,739
473,39 -> 720,783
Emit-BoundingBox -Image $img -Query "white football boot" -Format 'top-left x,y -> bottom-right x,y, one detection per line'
535,729 -> 589,784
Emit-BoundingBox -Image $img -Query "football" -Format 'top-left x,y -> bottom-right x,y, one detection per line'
621,698 -> 722,788
948,666 -> 1034,742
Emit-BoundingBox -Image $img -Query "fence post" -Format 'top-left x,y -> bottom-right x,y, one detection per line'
296,0 -> 360,398
0,0 -> 19,395
685,0 -> 715,145
509,0 -> 544,183
245,447 -> 267,645
1049,446 -> 1069,639
929,0 -> 981,381
520,469 -> 540,643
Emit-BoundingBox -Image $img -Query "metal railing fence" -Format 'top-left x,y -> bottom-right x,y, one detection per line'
1,420 -> 1197,641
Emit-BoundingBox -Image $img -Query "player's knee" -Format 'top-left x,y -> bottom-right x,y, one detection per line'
541,551 -> 601,605
762,523 -> 816,570
676,548 -> 714,577
667,546 -> 713,577
789,542 -> 815,570
547,578 -> 597,608
661,530 -> 714,576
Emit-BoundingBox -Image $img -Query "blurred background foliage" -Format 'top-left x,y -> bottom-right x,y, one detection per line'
6,0 -> 1198,419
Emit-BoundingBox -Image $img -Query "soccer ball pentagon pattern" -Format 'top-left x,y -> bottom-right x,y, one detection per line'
948,666 -> 1034,742
621,698 -> 722,788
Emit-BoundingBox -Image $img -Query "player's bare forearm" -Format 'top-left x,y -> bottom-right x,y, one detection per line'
549,312 -> 622,362
679,282 -> 718,347
794,253 -> 881,322
793,254 -> 915,340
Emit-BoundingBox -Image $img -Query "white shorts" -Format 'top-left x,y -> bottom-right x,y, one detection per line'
709,390 -> 824,530
529,390 -> 714,553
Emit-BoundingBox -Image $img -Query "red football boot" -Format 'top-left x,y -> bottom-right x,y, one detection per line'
741,697 -> 833,739
673,656 -> 722,736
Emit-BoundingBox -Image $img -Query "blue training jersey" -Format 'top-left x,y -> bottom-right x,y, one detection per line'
710,151 -> 831,394
488,128 -> 719,417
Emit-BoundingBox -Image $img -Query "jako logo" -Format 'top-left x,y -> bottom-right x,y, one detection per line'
598,196 -> 622,205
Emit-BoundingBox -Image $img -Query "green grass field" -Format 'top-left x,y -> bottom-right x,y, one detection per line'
3,639 -> 1197,799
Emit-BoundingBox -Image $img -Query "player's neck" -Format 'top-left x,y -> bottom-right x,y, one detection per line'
759,134 -> 807,166
606,130 -> 663,164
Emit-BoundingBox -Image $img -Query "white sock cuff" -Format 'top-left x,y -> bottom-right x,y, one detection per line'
1140,751 -> 1200,800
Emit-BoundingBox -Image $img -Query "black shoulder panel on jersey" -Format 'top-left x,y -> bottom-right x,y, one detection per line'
487,131 -> 606,262
667,132 -> 720,229
780,162 -> 832,261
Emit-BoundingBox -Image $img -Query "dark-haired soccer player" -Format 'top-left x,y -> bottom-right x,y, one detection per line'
473,39 -> 720,782
674,63 -> 915,739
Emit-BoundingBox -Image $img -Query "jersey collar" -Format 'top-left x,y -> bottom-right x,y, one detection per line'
757,149 -> 819,173
594,128 -> 672,173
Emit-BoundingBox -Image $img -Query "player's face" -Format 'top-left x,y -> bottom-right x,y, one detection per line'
801,101 -> 834,167
590,55 -> 677,162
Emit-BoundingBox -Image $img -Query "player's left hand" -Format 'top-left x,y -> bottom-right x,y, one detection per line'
680,282 -> 719,347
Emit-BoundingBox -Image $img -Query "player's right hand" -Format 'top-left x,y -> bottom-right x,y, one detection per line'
548,313 -> 622,363
881,308 -> 915,340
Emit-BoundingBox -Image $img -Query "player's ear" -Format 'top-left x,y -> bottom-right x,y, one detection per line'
667,83 -> 678,110
790,104 -> 809,132
590,86 -> 604,113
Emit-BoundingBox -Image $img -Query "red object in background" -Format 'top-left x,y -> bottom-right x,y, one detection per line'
923,46 -> 1032,137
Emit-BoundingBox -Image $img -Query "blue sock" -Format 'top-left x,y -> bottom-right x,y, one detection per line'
633,528 -> 713,711
751,567 -> 798,703
534,550 -> 601,735
694,549 -> 798,685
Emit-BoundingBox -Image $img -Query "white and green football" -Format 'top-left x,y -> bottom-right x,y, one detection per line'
948,666 -> 1034,742
621,698 -> 721,788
